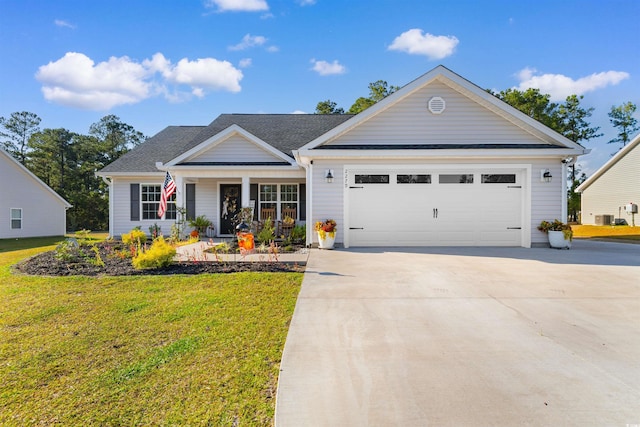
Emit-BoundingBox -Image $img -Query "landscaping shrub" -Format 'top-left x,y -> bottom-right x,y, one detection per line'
122,228 -> 147,246
132,237 -> 176,270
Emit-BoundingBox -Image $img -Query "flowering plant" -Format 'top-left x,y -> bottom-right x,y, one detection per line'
538,219 -> 573,241
315,219 -> 337,239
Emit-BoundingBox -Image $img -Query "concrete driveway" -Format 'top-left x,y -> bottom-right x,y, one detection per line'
275,240 -> 640,426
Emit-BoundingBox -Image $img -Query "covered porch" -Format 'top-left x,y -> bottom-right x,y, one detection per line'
169,168 -> 307,238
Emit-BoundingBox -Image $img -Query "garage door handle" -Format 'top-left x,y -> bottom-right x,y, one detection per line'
350,186 -> 364,189
507,186 -> 522,188
507,227 -> 521,229
349,227 -> 364,230
433,208 -> 438,218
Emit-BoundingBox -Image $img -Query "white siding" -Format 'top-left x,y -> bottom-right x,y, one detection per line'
328,82 -> 546,146
310,161 -> 345,244
186,135 -> 282,163
111,177 -> 220,237
111,178 -> 163,237
0,154 -> 68,238
529,160 -> 564,244
581,144 -> 640,224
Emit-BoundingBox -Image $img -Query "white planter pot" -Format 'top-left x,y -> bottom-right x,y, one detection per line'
548,230 -> 571,249
317,232 -> 335,249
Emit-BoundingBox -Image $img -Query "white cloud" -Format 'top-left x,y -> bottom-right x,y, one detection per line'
166,57 -> 243,92
296,0 -> 316,5
291,110 -> 307,114
228,34 -> 267,51
205,0 -> 268,12
266,45 -> 279,53
238,58 -> 252,68
36,52 -> 243,110
388,29 -> 459,60
54,19 -> 76,29
311,59 -> 346,76
515,67 -> 630,100
36,52 -> 151,110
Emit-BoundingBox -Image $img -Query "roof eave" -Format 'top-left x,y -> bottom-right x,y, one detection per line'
576,133 -> 640,193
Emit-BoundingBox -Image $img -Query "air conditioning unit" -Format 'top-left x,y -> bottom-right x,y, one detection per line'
594,214 -> 613,225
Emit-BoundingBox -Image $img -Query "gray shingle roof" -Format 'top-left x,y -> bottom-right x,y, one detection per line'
99,114 -> 354,174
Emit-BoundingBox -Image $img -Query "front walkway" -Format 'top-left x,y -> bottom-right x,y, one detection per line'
275,241 -> 640,426
174,240 -> 309,264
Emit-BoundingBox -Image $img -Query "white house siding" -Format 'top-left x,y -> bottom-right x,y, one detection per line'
327,82 -> 544,146
195,180 -> 218,232
581,144 -> 640,225
529,160 -> 564,245
310,161 -> 345,244
310,158 -> 563,246
1,154 -> 68,238
186,134 -> 282,163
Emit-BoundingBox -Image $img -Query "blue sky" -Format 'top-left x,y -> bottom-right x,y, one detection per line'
1,0 -> 639,175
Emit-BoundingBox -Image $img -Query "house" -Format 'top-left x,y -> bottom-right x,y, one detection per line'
576,133 -> 640,225
0,148 -> 71,238
97,66 -> 589,247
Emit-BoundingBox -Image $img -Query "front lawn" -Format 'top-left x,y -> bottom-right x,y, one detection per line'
572,224 -> 640,242
0,241 -> 302,425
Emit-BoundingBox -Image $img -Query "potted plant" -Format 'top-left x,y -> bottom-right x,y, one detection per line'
538,219 -> 573,249
315,219 -> 337,249
188,215 -> 212,237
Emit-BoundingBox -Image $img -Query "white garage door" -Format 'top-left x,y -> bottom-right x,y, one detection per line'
347,169 -> 523,247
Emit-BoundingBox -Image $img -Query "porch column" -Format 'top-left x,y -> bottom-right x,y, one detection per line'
241,176 -> 250,207
174,173 -> 184,210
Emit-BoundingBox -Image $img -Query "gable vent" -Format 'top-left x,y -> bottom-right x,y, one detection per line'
428,96 -> 446,114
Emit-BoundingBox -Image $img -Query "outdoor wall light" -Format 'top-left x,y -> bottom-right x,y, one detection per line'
325,169 -> 334,183
541,169 -> 552,183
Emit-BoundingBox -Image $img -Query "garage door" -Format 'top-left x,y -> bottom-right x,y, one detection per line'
347,169 -> 523,246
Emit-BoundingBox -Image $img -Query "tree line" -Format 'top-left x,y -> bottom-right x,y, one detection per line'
315,82 -> 638,222
0,113 -> 146,231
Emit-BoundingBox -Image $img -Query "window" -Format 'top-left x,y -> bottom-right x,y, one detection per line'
141,185 -> 176,220
355,174 -> 390,184
10,208 -> 22,229
481,174 -> 516,184
397,174 -> 431,184
439,174 -> 474,184
259,184 -> 298,219
280,184 -> 298,217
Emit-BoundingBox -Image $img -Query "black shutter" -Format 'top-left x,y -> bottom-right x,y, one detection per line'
130,184 -> 140,221
250,184 -> 258,220
299,183 -> 306,221
186,184 -> 196,221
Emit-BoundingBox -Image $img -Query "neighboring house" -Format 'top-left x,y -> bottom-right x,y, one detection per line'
97,66 -> 588,247
576,133 -> 640,225
0,148 -> 71,238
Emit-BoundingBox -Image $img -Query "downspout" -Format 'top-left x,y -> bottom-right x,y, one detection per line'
307,160 -> 313,247
562,156 -> 575,223
99,175 -> 114,238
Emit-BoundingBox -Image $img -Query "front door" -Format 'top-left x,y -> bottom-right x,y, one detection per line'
220,184 -> 241,235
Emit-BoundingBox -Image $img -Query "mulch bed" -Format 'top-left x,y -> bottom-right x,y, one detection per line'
14,241 -> 305,276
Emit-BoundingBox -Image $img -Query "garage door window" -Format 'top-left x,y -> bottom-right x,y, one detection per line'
481,174 -> 516,184
355,174 -> 389,184
439,174 -> 474,184
397,174 -> 431,184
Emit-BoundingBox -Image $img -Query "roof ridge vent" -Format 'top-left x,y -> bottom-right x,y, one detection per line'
428,96 -> 446,114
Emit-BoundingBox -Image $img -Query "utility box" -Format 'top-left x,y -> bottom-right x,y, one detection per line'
625,203 -> 638,214
595,214 -> 614,225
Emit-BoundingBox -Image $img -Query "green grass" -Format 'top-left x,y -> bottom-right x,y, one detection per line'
0,241 -> 302,426
572,224 -> 640,241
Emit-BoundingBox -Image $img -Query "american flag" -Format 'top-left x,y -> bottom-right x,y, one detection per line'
157,171 -> 176,218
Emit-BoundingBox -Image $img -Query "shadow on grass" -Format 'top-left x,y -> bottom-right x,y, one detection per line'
0,236 -> 65,253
